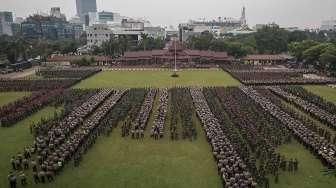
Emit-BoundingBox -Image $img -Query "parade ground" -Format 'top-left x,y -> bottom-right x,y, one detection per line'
74,69 -> 240,88
1,69 -> 336,188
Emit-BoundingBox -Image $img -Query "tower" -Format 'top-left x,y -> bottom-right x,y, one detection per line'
240,6 -> 247,28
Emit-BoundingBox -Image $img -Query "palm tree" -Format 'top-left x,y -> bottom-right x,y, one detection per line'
140,33 -> 149,51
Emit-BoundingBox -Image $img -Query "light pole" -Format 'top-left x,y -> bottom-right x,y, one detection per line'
174,40 -> 177,72
171,39 -> 178,77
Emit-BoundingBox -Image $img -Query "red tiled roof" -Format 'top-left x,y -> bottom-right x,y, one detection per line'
47,55 -> 113,62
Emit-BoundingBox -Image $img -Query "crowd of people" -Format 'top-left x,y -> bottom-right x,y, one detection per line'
222,64 -> 317,74
30,89 -> 99,136
170,88 -> 197,141
130,88 -> 156,139
65,89 -> 127,167
151,89 -> 168,139
269,86 -> 336,129
241,86 -> 336,168
283,86 -> 336,115
0,89 -> 64,127
7,89 -> 127,187
120,89 -> 148,138
214,87 -> 294,186
37,67 -> 101,79
0,79 -> 79,91
221,65 -> 336,86
190,88 -> 256,187
255,88 -> 336,145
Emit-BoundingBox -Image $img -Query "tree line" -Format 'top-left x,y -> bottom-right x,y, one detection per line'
0,35 -> 85,63
185,25 -> 336,74
92,33 -> 166,58
186,25 -> 336,56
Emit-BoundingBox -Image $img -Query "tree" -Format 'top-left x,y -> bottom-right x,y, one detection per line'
140,33 -> 149,51
288,40 -> 319,61
225,42 -> 249,58
186,31 -> 214,50
319,45 -> 336,74
254,25 -> 289,54
302,43 -> 330,65
287,30 -> 309,43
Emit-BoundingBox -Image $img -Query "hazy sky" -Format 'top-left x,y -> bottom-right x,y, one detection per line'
1,0 -> 335,28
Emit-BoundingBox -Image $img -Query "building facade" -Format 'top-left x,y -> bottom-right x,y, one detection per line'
21,15 -> 81,40
0,11 -> 14,36
50,7 -> 66,21
76,0 -> 97,22
144,26 -> 166,39
98,11 -> 114,24
86,24 -> 113,46
321,20 -> 336,31
178,7 -> 247,41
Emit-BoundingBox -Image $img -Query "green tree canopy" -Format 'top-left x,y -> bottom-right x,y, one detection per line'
319,45 -> 336,74
288,40 -> 319,61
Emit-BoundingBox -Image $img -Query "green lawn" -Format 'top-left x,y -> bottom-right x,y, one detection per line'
1,81 -> 335,188
37,124 -> 221,188
271,140 -> 336,188
0,91 -> 221,188
304,85 -> 336,103
74,69 -> 240,88
0,106 -> 63,188
0,92 -> 31,106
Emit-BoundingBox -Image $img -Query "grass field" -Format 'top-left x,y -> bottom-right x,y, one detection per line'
0,92 -> 30,106
271,140 -> 336,188
1,74 -> 335,187
74,69 -> 240,88
31,122 -> 221,188
0,106 -> 63,188
304,85 -> 336,103
0,91 -> 221,188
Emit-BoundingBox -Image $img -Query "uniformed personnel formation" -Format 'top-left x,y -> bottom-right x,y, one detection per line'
241,86 -> 336,168
37,67 -> 101,79
213,87 -> 301,187
6,89 -> 129,187
282,86 -> 336,115
0,89 -> 64,127
190,88 -> 256,187
151,88 -> 168,139
0,79 -> 78,92
170,88 -> 197,141
221,65 -> 336,86
129,88 -> 156,139
269,86 -> 336,128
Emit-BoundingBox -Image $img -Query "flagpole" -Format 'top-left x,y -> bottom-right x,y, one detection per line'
174,40 -> 177,72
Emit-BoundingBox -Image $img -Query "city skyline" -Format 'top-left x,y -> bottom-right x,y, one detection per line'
0,0 -> 336,28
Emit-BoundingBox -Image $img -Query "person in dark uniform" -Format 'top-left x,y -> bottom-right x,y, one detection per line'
19,172 -> 27,186
32,171 -> 39,184
7,172 -> 17,188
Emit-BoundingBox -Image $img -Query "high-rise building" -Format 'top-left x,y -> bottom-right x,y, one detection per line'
98,11 -> 114,24
320,20 -> 336,31
76,0 -> 97,22
0,11 -> 14,36
21,15 -> 78,40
